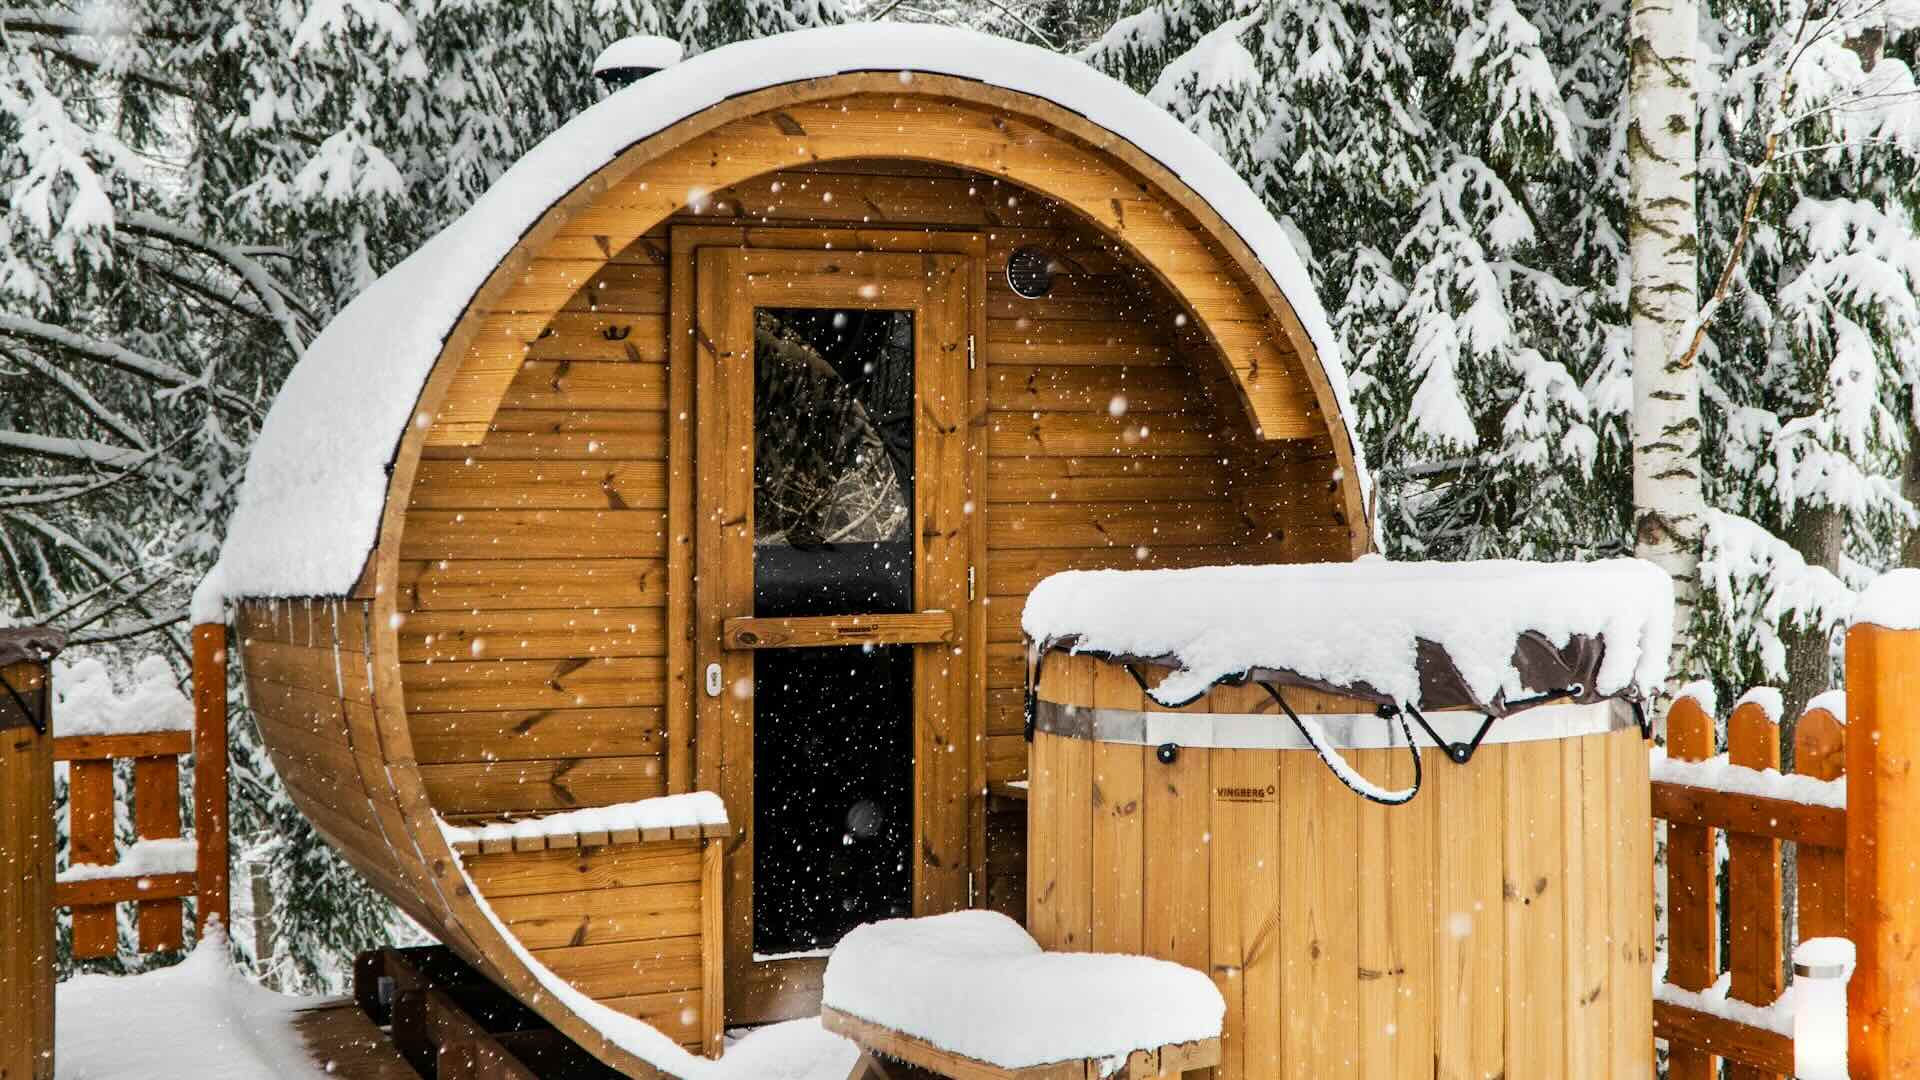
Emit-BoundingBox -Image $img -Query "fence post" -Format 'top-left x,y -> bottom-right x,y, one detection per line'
1,629 -> 65,1080
1845,576 -> 1920,1077
192,622 -> 230,937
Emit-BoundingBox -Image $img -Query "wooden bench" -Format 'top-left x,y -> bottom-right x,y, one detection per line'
822,1006 -> 1221,1080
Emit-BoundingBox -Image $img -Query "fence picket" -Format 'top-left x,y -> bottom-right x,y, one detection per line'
67,758 -> 117,958
1664,695 -> 1717,1080
1793,705 -> 1846,941
132,754 -> 185,952
1726,698 -> 1785,1080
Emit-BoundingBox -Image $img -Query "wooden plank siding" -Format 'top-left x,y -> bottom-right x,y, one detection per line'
389,162 -> 1345,935
465,841 -> 711,1052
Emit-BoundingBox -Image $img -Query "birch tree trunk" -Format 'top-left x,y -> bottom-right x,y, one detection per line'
1628,0 -> 1704,689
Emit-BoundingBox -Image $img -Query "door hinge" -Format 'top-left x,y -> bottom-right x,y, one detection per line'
967,565 -> 975,601
968,870 -> 977,907
967,333 -> 976,370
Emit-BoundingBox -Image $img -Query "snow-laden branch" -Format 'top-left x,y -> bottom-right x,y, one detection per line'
0,429 -> 193,508
130,248 -> 281,325
0,9 -> 193,41
0,312 -> 195,387
121,211 -> 314,357
66,610 -> 188,645
7,348 -> 151,450
0,313 -> 255,416
1700,508 -> 1857,679
27,42 -> 197,101
0,428 -> 144,467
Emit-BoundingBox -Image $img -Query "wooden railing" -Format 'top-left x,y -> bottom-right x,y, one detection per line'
53,624 -> 229,958
1652,691 -> 1845,1078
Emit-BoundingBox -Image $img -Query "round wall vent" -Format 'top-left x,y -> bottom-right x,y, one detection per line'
1006,246 -> 1057,299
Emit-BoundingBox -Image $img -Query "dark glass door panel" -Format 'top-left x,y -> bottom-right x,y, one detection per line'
750,306 -> 917,956
752,645 -> 914,954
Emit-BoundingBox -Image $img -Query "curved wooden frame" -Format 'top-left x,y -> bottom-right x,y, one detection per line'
326,74 -> 1374,1079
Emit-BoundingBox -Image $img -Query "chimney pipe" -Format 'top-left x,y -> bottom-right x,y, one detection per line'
593,35 -> 685,91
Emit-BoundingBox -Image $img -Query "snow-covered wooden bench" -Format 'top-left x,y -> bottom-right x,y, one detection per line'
820,911 -> 1223,1080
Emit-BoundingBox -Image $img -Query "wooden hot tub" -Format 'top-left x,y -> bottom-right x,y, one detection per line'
1024,648 -> 1655,1080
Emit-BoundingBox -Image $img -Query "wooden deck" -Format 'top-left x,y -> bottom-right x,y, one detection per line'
292,999 -> 418,1079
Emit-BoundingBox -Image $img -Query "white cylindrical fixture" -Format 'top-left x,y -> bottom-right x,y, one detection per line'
1792,937 -> 1856,1080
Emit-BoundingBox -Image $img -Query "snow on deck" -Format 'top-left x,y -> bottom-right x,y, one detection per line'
55,932 -> 859,1080
211,23 -> 1366,604
1022,557 -> 1673,709
56,935 -> 334,1080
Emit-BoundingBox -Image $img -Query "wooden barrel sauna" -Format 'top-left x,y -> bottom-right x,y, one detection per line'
208,25 -> 1377,1079
1025,649 -> 1655,1080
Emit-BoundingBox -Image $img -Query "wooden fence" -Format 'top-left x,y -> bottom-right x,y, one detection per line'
1651,692 -> 1845,1077
1650,613 -> 1920,1077
53,624 -> 229,958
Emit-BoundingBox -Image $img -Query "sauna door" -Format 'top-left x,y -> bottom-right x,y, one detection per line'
693,247 -> 974,1025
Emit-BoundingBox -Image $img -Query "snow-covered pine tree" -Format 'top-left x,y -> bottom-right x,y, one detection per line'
1086,1 -> 1631,565
1691,0 -> 1920,720
2,0 -> 841,990
1080,0 -> 1920,725
868,0 -> 1128,53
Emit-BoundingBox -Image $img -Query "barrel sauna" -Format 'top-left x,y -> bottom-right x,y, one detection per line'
1021,562 -> 1664,1080
208,25 -> 1374,1078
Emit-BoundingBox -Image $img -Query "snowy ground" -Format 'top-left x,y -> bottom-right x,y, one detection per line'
54,936 -> 858,1080
55,938 -> 333,1080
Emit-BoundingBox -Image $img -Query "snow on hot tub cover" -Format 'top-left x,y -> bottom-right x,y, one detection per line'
1022,558 -> 1674,716
206,23 -> 1367,605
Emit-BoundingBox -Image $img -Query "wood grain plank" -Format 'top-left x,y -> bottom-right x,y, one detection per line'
1503,739 -> 1565,1076
1212,747 -> 1280,1080
1608,728 -> 1655,1079
1794,703 -> 1846,940
1431,743 -> 1504,1079
1726,700 -> 1784,1080
1664,695 -> 1717,1080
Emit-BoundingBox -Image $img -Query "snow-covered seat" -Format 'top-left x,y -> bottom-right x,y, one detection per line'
820,911 -> 1223,1079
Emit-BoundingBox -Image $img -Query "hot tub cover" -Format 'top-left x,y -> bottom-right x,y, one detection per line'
1021,558 -> 1673,715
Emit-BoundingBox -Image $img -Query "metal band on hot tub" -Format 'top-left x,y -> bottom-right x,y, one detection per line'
1032,698 -> 1635,751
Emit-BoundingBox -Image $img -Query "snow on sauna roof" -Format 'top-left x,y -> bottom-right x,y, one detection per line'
1023,558 -> 1674,714
209,23 -> 1366,603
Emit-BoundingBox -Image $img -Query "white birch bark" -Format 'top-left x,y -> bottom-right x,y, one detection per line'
1628,0 -> 1703,689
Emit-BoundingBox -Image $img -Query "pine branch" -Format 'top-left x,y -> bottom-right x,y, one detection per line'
121,212 -> 314,357
0,527 -> 40,618
6,348 -> 152,451
129,247 -> 283,328
0,428 -> 144,466
0,314 -> 256,417
0,429 -> 194,507
0,474 -> 105,489
67,611 -> 187,645
0,9 -> 194,41
28,42 -> 196,101
1672,8 -> 1811,372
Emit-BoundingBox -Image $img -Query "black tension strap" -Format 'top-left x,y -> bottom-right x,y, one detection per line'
1260,683 -> 1423,807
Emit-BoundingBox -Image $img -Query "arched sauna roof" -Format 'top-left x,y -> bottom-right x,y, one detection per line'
209,23 -> 1371,604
